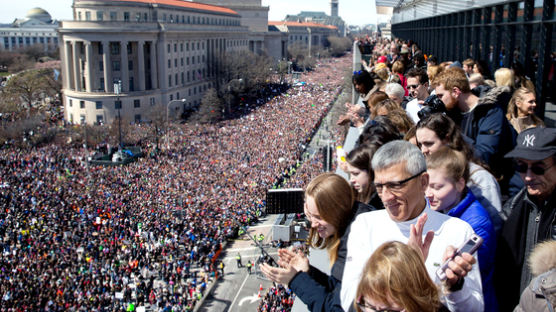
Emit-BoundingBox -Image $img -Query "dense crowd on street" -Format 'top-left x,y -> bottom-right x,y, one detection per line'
258,35 -> 556,312
0,56 -> 350,311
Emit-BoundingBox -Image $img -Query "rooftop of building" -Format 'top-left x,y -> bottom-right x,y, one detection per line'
268,21 -> 338,30
77,0 -> 239,16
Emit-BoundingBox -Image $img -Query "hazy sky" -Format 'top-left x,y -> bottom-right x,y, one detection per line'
0,0 -> 381,26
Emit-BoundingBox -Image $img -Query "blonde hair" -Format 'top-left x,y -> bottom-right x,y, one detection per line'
392,60 -> 405,75
494,68 -> 515,88
426,65 -> 443,84
468,73 -> 484,86
425,146 -> 469,183
305,173 -> 354,265
506,87 -> 544,124
355,242 -> 442,312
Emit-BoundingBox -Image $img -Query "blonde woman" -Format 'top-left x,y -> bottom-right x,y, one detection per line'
260,173 -> 377,311
355,241 -> 448,312
506,87 -> 545,133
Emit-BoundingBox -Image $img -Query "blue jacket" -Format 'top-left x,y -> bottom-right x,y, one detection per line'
447,189 -> 498,312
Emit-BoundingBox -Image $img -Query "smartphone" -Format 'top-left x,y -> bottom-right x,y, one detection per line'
436,234 -> 483,281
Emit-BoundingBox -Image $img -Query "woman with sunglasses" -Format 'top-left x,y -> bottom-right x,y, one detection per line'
355,241 -> 449,312
425,147 -> 498,312
260,172 -> 377,312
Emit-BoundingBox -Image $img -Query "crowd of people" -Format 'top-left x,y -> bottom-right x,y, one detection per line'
0,55 -> 351,311
257,284 -> 295,312
258,35 -> 555,312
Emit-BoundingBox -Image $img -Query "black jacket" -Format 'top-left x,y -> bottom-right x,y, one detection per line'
288,199 -> 381,312
495,188 -> 556,311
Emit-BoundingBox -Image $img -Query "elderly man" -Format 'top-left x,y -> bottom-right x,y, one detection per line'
341,140 -> 484,311
495,127 -> 556,311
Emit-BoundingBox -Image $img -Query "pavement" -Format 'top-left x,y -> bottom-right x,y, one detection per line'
197,215 -> 280,312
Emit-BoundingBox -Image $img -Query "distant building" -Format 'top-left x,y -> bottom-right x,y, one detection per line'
192,0 -> 288,61
0,8 -> 59,52
284,0 -> 346,36
59,0 -> 250,125
268,21 -> 338,52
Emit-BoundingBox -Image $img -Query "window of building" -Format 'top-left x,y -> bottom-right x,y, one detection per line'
134,99 -> 140,108
100,78 -> 104,90
98,44 -> 103,54
186,42 -> 189,51
175,74 -> 178,86
150,98 -> 155,106
99,61 -> 103,71
127,44 -> 132,55
197,42 -> 200,50
163,13 -> 167,22
136,13 -> 141,22
144,13 -> 148,21
96,115 -> 103,124
129,77 -> 134,91
111,43 -> 120,55
192,42 -> 195,51
135,114 -> 141,123
181,72 -> 184,84
85,11 -> 91,21
115,100 -> 122,109
168,59 -> 171,68
80,101 -> 85,109
80,115 -> 86,124
174,59 -> 177,67
187,71 -> 190,82
187,16 -> 190,24
192,57 -> 195,65
69,99 -> 73,107
124,12 -> 130,22
170,14 -> 173,23
180,58 -> 184,66
180,43 -> 183,52
169,94 -> 173,101
186,57 -> 189,65
112,61 -> 120,71
168,75 -> 172,87
167,43 -> 170,53
95,101 -> 102,109
110,12 -> 117,21
128,60 -> 133,71
202,55 -> 205,62
78,12 -> 82,21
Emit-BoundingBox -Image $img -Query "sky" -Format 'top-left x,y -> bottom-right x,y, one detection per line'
0,0 -> 382,26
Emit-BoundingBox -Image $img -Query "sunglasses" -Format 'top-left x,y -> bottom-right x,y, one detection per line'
514,161 -> 554,175
407,84 -> 420,90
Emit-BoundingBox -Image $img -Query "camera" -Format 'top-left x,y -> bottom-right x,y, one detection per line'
417,94 -> 446,120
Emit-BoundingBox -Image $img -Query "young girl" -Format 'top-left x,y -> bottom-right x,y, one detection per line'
425,147 -> 498,312
506,87 -> 545,133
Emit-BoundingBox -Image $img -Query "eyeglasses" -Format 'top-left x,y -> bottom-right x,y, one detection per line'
373,170 -> 425,194
356,298 -> 405,312
515,161 -> 554,175
407,84 -> 420,90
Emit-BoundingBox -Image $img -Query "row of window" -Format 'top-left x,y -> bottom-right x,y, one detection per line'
77,9 -> 240,26
167,56 -> 204,69
168,69 -> 206,87
2,36 -> 57,47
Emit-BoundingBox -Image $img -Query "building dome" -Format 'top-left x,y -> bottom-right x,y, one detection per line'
25,8 -> 52,23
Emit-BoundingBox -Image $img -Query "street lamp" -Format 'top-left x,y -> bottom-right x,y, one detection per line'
166,98 -> 186,150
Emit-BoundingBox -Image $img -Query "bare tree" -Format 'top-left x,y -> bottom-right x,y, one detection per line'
195,88 -> 223,123
326,36 -> 352,56
3,69 -> 60,110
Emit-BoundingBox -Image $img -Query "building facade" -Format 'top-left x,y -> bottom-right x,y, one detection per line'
0,8 -> 59,52
268,21 -> 339,53
60,0 -> 249,125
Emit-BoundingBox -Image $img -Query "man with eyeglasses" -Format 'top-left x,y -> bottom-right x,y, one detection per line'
341,140 -> 484,312
495,127 -> 556,311
404,68 -> 430,123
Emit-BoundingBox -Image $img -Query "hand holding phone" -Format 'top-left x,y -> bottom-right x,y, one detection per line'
436,234 -> 483,281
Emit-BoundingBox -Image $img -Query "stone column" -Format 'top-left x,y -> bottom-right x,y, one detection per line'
72,41 -> 82,91
150,40 -> 158,89
102,41 -> 112,92
137,40 -> 145,91
84,41 -> 93,92
64,41 -> 73,90
120,41 -> 129,92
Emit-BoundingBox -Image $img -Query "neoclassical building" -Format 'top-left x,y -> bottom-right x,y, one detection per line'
268,21 -> 339,52
0,8 -> 59,52
59,0 -> 249,125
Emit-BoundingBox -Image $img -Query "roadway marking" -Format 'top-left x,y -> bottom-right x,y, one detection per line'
229,271 -> 250,310
238,293 -> 260,306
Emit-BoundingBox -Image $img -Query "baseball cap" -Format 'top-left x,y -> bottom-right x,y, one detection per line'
505,127 -> 556,161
